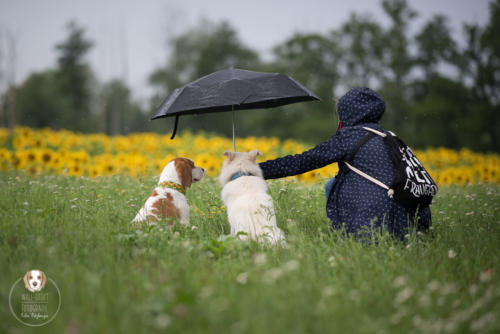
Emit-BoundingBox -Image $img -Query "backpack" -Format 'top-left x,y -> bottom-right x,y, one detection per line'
341,127 -> 438,208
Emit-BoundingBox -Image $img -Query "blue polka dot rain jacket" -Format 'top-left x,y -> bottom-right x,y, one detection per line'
259,87 -> 431,240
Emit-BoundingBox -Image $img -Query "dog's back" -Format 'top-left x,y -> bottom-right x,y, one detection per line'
219,150 -> 284,244
132,187 -> 184,225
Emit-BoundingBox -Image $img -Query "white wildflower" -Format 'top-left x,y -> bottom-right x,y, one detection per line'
427,280 -> 440,292
448,249 -> 457,259
349,290 -> 360,302
282,259 -> 299,272
236,272 -> 248,285
253,253 -> 267,266
211,297 -> 229,312
418,294 -> 431,308
394,276 -> 408,288
394,287 -> 413,305
470,312 -> 496,332
469,284 -> 478,296
199,286 -> 213,299
440,283 -> 457,295
480,270 -> 493,283
153,314 -> 171,330
390,309 -> 407,324
322,285 -> 335,298
263,267 -> 283,284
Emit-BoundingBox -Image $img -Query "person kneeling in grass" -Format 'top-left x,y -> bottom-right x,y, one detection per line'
259,87 -> 431,240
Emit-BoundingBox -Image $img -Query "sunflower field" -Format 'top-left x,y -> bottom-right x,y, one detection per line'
0,126 -> 499,186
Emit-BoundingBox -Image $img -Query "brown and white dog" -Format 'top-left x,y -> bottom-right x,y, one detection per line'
132,158 -> 204,226
24,269 -> 47,292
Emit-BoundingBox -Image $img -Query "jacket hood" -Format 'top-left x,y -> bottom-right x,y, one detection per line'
337,87 -> 385,127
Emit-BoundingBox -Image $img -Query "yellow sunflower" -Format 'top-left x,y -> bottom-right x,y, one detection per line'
89,165 -> 104,178
39,149 -> 54,166
0,148 -> 12,170
30,137 -> 45,149
67,162 -> 85,177
437,169 -> 453,186
26,164 -> 43,175
49,153 -> 65,172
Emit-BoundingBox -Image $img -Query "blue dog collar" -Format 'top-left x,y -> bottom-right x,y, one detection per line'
230,171 -> 253,181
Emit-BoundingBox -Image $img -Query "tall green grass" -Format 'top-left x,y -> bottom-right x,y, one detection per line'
1,173 -> 499,333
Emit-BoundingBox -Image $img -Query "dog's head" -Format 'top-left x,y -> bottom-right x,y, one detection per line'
219,150 -> 263,186
23,269 -> 47,292
159,157 -> 204,188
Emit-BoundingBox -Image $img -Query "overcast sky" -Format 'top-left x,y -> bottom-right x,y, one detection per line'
0,0 -> 491,101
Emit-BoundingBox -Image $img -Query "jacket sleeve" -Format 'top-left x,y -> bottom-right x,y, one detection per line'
259,133 -> 347,180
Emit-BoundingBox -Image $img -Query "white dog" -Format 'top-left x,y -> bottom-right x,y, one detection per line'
132,157 -> 204,226
24,269 -> 47,292
219,150 -> 284,244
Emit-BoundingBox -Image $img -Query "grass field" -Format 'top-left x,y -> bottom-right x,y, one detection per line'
1,172 -> 499,333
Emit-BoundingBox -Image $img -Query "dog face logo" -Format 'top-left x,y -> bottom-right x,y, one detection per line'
23,270 -> 47,292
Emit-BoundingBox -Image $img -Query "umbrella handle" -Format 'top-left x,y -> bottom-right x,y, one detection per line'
170,115 -> 180,140
232,107 -> 236,152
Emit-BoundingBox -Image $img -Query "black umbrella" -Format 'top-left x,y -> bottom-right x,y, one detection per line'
151,68 -> 320,150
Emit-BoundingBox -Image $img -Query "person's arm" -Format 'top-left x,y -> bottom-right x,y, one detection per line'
259,133 -> 346,180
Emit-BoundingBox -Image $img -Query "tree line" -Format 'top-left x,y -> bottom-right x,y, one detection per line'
0,0 -> 499,152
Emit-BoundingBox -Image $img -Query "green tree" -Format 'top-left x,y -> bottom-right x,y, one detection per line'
99,79 -> 148,135
55,21 -> 94,131
257,33 -> 340,142
411,75 -> 474,149
378,0 -> 417,136
14,70 -> 70,129
458,0 -> 500,151
408,14 -> 460,147
336,13 -> 385,88
143,1 -> 498,151
414,15 -> 458,79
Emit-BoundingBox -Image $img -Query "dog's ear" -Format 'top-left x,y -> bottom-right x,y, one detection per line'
249,150 -> 262,161
40,271 -> 47,289
23,271 -> 30,288
223,151 -> 235,161
174,158 -> 193,188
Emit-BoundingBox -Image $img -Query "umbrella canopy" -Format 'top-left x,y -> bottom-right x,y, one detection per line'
151,68 -> 320,147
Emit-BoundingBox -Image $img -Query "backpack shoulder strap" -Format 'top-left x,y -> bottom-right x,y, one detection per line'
344,131 -> 377,164
339,132 -> 376,174
344,161 -> 393,196
362,126 -> 387,137
343,126 -> 387,166
340,126 -> 394,198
